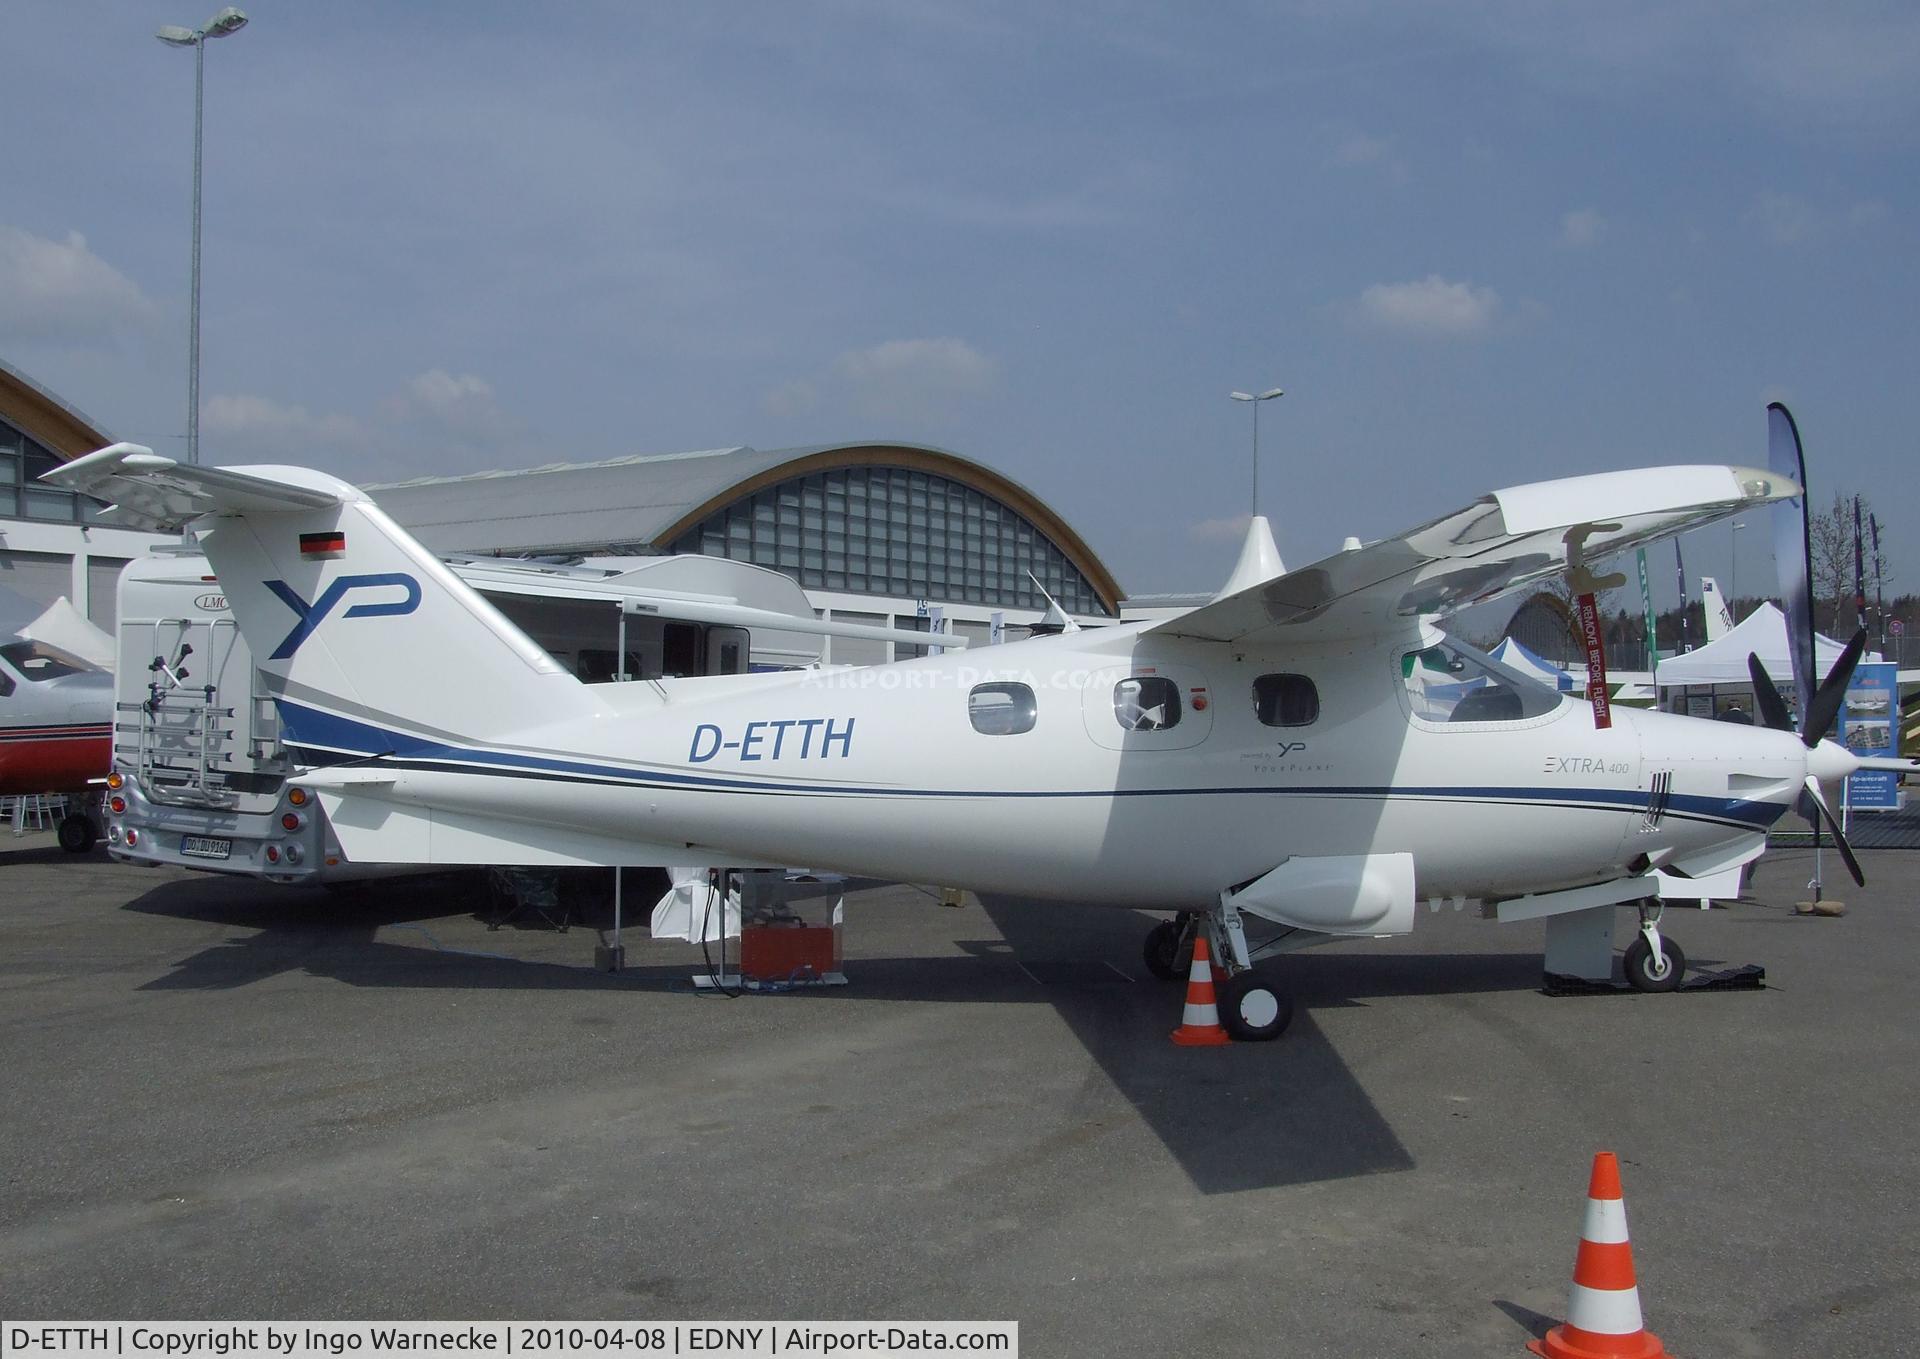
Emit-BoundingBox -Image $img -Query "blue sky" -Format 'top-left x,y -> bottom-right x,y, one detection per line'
5,2 -> 1916,608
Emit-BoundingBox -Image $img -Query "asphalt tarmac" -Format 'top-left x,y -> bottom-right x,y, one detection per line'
3,834 -> 1917,1357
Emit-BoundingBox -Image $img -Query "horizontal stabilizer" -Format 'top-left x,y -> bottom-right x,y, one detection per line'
43,444 -> 355,532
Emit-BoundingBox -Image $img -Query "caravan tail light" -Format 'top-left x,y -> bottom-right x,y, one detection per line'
287,787 -> 309,807
107,771 -> 124,791
109,796 -> 127,815
265,845 -> 280,863
281,812 -> 304,831
283,844 -> 303,865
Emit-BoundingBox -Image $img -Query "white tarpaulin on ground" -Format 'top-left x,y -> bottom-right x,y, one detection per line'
19,596 -> 115,671
650,866 -> 741,942
1653,601 -> 1871,687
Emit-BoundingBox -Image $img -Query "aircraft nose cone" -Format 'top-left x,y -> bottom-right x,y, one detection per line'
1806,737 -> 1858,786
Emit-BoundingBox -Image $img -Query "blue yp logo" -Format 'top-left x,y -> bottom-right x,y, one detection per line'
264,573 -> 422,659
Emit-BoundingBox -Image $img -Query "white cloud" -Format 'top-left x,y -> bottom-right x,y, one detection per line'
1849,199 -> 1890,228
0,225 -> 157,345
203,393 -> 365,448
832,338 -> 998,419
383,369 -> 513,442
1331,129 -> 1394,168
1354,275 -> 1501,338
1190,513 -> 1252,544
1750,192 -> 1818,245
376,366 -> 522,456
1559,208 -> 1607,248
763,379 -> 817,419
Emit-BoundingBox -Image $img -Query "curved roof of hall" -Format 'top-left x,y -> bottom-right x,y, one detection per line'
0,358 -> 113,458
368,440 -> 1123,609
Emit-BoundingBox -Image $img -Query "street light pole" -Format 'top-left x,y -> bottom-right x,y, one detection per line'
1729,520 -> 1747,619
1228,386 -> 1284,516
157,8 -> 248,466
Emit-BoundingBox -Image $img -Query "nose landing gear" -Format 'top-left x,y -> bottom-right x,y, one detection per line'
1143,895 -> 1296,1041
1623,900 -> 1687,992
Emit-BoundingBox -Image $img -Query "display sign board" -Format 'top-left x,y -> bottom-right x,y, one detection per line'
1843,661 -> 1901,810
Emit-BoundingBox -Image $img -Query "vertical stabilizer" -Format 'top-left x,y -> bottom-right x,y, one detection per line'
1700,576 -> 1734,642
44,447 -> 600,755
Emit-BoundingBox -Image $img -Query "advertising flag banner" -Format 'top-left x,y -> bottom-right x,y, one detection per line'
1842,661 -> 1901,810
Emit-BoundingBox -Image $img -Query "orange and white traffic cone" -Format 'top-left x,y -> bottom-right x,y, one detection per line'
1529,1152 -> 1669,1359
1170,933 -> 1232,1046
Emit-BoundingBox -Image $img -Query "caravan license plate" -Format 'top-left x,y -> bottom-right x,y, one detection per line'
181,835 -> 232,860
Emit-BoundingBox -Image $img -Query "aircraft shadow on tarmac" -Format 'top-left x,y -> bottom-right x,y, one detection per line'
118,874 -> 1587,1194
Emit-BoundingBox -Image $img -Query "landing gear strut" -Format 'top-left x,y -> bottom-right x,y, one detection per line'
1143,895 -> 1296,1041
1623,900 -> 1686,992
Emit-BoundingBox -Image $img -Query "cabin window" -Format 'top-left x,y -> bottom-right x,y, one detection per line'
1114,676 -> 1181,732
969,682 -> 1037,736
1253,673 -> 1319,727
1401,638 -> 1561,724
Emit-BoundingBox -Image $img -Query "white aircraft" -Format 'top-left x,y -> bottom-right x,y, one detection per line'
47,411 -> 1908,1039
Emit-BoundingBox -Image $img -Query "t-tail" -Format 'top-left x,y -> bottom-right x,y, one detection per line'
44,445 -> 601,763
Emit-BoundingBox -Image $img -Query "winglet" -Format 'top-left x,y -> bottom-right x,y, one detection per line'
43,443 -> 355,532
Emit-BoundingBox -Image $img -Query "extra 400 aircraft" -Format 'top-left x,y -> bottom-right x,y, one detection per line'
48,408 -> 1905,1039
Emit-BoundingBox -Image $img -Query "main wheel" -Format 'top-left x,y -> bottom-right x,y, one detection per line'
1623,933 -> 1686,992
57,812 -> 97,854
1217,971 -> 1294,1041
1142,918 -> 1191,982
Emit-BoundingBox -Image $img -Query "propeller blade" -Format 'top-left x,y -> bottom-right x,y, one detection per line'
1746,652 -> 1795,731
1802,775 -> 1866,887
1800,627 -> 1869,747
1767,403 -> 1817,724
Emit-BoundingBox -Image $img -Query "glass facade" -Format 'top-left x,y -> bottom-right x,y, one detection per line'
665,465 -> 1109,617
0,417 -> 105,525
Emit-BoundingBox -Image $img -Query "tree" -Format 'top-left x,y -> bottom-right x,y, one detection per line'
1807,493 -> 1854,633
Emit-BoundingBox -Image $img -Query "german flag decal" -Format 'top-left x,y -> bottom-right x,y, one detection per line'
300,531 -> 346,557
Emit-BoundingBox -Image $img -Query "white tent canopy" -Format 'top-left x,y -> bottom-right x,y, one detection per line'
1652,601 -> 1870,688
19,596 -> 115,671
1491,636 -> 1576,691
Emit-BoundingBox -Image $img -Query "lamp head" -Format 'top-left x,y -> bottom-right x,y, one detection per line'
204,7 -> 248,38
155,24 -> 199,45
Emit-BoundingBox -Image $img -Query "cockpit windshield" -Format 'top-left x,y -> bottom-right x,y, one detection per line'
0,639 -> 98,682
1402,636 -> 1563,723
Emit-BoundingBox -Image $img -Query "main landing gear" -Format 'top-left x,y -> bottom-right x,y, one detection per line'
1144,898 -> 1296,1042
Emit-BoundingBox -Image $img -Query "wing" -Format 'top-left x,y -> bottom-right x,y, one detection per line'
42,443 -> 354,530
1148,464 -> 1796,645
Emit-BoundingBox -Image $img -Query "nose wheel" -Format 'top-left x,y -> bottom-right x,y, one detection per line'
1217,971 -> 1293,1041
1144,898 -> 1297,1041
1624,903 -> 1686,992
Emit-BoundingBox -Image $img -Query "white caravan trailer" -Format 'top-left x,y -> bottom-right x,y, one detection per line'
108,550 -> 952,882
